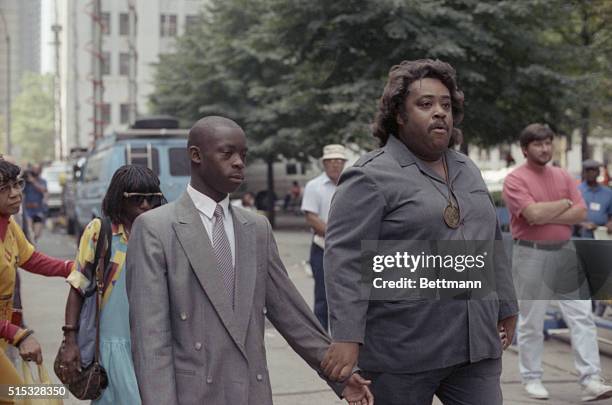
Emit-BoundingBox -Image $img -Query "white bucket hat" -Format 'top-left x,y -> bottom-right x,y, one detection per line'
321,144 -> 348,161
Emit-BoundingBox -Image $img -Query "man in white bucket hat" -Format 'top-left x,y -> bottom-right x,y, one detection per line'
301,144 -> 348,331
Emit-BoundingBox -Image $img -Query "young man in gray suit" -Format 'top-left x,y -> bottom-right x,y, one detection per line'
126,116 -> 373,405
321,60 -> 518,404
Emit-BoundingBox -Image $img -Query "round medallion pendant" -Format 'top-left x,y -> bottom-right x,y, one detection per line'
443,203 -> 460,229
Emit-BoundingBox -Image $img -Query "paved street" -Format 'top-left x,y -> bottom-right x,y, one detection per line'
14,224 -> 612,404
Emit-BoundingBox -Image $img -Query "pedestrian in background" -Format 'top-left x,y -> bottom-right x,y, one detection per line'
576,159 -> 612,315
301,144 -> 348,331
284,180 -> 302,213
23,164 -> 48,243
232,191 -> 256,211
577,159 -> 612,239
56,165 -> 165,405
502,123 -> 612,402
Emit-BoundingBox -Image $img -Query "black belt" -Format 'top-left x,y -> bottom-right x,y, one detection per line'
515,240 -> 568,251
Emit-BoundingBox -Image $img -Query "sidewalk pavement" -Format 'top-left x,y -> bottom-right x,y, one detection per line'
15,225 -> 612,404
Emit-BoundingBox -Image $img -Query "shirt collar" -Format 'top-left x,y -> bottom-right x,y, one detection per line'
111,222 -> 129,242
322,173 -> 334,184
187,184 -> 231,220
581,181 -> 601,191
384,134 -> 466,168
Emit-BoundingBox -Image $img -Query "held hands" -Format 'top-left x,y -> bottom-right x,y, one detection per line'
321,342 -> 360,381
498,314 -> 517,350
342,373 -> 374,405
19,335 -> 43,364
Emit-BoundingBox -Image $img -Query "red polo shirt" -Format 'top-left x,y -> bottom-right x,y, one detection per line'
503,163 -> 585,241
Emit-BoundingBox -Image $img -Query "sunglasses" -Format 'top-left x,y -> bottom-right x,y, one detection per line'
123,192 -> 165,207
0,178 -> 26,194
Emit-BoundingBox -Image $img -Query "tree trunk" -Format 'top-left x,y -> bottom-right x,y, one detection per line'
581,106 -> 590,161
266,157 -> 276,228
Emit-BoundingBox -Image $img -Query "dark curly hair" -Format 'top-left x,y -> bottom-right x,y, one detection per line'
0,158 -> 21,184
372,59 -> 465,146
102,165 -> 163,224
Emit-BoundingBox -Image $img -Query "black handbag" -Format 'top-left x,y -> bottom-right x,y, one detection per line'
54,218 -> 111,399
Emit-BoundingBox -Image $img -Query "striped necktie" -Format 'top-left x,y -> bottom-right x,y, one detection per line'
212,204 -> 235,308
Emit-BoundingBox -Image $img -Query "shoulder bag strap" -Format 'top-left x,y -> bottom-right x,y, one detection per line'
93,218 -> 110,366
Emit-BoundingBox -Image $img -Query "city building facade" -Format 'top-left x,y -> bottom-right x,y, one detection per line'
58,0 -> 204,151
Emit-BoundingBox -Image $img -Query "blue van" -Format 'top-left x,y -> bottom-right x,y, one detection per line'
71,117 -> 190,232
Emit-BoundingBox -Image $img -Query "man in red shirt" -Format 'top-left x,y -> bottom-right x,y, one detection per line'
503,123 -> 612,402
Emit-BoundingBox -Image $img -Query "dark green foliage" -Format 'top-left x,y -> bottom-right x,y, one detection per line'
150,0 -> 608,158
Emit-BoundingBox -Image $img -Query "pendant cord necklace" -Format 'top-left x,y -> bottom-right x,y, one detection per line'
426,154 -> 461,228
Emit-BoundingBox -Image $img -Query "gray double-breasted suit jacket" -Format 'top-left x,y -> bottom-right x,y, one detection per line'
126,192 -> 339,405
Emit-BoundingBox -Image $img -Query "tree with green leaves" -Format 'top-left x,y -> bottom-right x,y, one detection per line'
538,0 -> 611,160
150,0 -> 587,222
10,73 -> 55,163
152,0 -> 568,149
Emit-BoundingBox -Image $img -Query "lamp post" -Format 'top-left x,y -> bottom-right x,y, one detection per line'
0,9 -> 11,156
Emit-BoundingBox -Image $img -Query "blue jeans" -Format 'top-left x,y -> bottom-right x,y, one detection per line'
310,243 -> 328,330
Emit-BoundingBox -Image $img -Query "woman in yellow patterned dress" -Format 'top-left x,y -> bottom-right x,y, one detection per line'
0,159 -> 73,404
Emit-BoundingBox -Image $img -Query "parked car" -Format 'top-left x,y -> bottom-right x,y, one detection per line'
63,150 -> 88,235
70,116 -> 190,235
41,161 -> 72,217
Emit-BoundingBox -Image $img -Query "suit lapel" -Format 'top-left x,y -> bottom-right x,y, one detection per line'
232,207 -> 256,346
172,192 -> 243,354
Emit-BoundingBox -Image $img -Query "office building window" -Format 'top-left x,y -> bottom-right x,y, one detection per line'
120,13 -> 129,36
160,14 -> 177,37
101,52 -> 111,75
119,53 -> 130,76
120,104 -> 130,124
185,15 -> 200,32
101,103 -> 111,129
101,12 -> 110,35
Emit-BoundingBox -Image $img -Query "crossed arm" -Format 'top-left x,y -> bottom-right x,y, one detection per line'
521,199 -> 586,225
504,172 -> 586,227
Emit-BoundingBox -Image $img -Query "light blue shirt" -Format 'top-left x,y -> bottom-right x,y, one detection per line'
578,181 -> 612,238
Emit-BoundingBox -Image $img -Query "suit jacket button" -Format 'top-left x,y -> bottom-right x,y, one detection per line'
206,377 -> 213,384
195,342 -> 202,351
180,312 -> 187,320
256,374 -> 263,381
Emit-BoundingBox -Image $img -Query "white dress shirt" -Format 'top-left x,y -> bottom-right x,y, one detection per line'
301,172 -> 337,223
301,173 -> 338,248
186,184 -> 236,266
